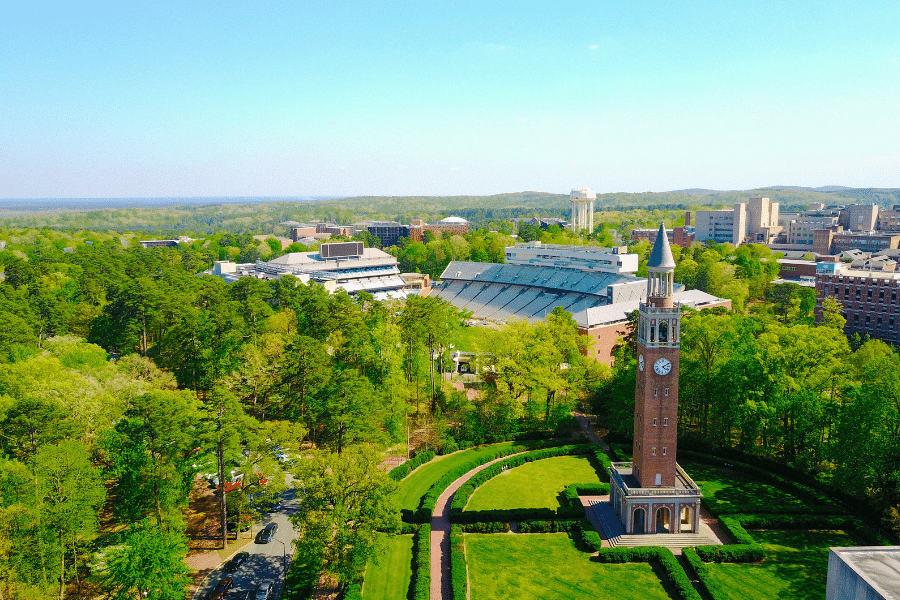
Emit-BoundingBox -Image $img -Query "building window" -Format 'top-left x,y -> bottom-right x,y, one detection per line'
665,388 -> 670,396
652,447 -> 656,456
653,418 -> 657,426
654,388 -> 658,397
662,447 -> 667,456
663,418 -> 669,426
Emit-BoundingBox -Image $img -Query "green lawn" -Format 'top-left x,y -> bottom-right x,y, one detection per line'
702,529 -> 856,600
449,324 -> 492,352
396,442 -> 519,512
362,534 -> 414,600
466,455 -> 602,511
467,533 -> 673,600
681,462 -> 809,515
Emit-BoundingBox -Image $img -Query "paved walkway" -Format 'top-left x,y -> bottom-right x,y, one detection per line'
429,453 -> 524,600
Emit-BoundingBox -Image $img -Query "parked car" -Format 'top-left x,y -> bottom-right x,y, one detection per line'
258,522 -> 278,544
254,581 -> 275,600
224,551 -> 250,572
208,577 -> 233,600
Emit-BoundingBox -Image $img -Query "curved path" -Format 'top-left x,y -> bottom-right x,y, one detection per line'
429,454 -> 524,600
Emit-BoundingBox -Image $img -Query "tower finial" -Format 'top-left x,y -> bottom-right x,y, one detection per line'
647,223 -> 675,269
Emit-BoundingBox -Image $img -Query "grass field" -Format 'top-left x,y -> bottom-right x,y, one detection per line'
466,533 -> 672,600
681,462 -> 809,515
449,324 -> 492,352
396,442 -> 519,512
465,455 -> 602,511
362,534 -> 414,600
702,529 -> 856,600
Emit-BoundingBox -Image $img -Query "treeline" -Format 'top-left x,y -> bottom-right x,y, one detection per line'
5,187 -> 899,236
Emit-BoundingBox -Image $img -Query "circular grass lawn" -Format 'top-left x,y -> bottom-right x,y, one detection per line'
465,455 -> 602,511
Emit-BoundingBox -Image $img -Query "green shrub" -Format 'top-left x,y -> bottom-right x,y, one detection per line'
518,519 -> 583,533
694,544 -> 764,563
562,482 -> 611,506
458,521 -> 511,533
683,547 -> 729,600
580,529 -> 603,552
450,525 -> 467,600
389,450 -> 436,481
412,524 -> 431,600
718,516 -> 756,545
593,448 -> 612,482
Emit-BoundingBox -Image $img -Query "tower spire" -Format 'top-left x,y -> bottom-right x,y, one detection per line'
647,223 -> 675,269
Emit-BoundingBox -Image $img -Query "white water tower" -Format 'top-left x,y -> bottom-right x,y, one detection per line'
570,188 -> 596,233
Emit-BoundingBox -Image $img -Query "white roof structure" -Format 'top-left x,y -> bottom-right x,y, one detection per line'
439,216 -> 468,224
572,289 -> 728,329
828,547 -> 900,600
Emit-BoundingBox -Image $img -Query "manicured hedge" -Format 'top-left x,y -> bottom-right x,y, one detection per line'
562,482 -> 611,506
609,443 -> 631,462
450,444 -> 596,511
580,529 -> 603,552
518,519 -> 583,533
452,507 -> 582,524
718,516 -> 756,545
683,547 -> 728,600
592,547 -> 701,600
389,450 -> 436,481
458,521 -> 511,533
593,448 -> 612,482
450,525 -> 467,600
412,524 -> 431,600
694,543 -> 764,563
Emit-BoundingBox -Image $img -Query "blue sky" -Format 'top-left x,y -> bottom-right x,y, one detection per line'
2,1 -> 898,198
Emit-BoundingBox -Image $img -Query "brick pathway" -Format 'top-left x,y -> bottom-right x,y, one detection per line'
429,454 -> 525,600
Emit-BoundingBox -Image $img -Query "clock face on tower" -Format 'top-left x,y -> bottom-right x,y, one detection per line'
653,358 -> 672,376
638,355 -> 644,371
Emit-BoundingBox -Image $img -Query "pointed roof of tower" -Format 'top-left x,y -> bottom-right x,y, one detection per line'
647,223 -> 676,269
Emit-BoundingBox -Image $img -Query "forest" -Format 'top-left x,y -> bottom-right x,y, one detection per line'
0,206 -> 899,598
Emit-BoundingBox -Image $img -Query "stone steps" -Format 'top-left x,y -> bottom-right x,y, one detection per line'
610,533 -> 718,548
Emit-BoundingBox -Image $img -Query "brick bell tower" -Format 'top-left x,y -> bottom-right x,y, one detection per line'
606,224 -> 702,536
633,222 -> 680,487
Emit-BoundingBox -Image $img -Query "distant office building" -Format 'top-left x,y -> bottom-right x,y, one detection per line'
570,188 -> 596,233
829,231 -> 900,254
826,547 -> 900,600
630,226 -> 694,248
876,205 -> 900,232
289,225 -> 318,242
815,259 -> 900,345
316,223 -> 353,237
788,214 -> 840,246
367,222 -> 410,247
840,204 -> 879,232
694,204 -> 747,245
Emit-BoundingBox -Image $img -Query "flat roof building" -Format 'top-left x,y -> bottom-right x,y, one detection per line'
827,547 -> 900,600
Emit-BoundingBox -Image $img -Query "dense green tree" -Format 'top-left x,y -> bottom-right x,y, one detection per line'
290,446 -> 399,592
99,520 -> 191,600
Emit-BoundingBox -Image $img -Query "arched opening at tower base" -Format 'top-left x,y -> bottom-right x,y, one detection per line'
632,508 -> 646,534
680,506 -> 693,532
656,507 -> 670,533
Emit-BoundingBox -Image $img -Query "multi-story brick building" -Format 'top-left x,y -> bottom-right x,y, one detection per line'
367,222 -> 411,247
815,259 -> 900,345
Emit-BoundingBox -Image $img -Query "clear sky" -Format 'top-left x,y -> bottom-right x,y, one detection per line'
2,1 -> 898,198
